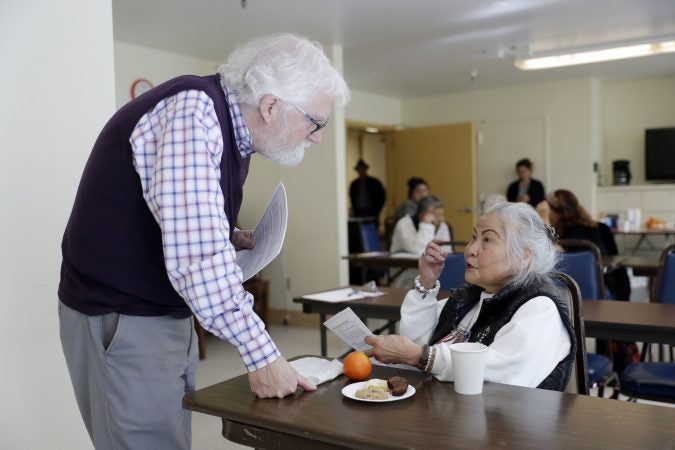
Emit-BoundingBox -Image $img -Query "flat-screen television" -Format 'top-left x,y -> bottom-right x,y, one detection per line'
645,127 -> 675,181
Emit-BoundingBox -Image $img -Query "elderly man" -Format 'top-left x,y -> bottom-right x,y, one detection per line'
58,33 -> 349,449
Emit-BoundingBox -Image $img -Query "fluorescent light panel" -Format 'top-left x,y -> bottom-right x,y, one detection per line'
515,39 -> 675,70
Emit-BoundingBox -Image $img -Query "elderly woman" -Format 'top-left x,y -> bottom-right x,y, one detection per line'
366,202 -> 575,391
389,195 -> 452,288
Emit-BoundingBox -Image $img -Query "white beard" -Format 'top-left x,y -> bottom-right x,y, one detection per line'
254,127 -> 311,167
261,140 -> 310,167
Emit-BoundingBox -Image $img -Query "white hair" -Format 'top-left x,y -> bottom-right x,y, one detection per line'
484,202 -> 559,287
218,33 -> 350,108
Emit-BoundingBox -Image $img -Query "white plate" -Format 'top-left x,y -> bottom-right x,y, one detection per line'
341,381 -> 416,403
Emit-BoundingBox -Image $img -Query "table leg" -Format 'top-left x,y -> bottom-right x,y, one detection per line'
631,234 -> 646,255
320,313 -> 327,357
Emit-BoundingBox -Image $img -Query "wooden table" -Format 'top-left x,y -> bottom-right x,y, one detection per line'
583,300 -> 675,345
343,246 -> 467,285
342,252 -> 418,285
293,287 -> 438,357
602,254 -> 660,277
613,227 -> 675,255
294,287 -> 675,356
184,361 -> 675,449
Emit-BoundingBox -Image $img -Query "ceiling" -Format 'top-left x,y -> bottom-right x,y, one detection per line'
113,0 -> 675,99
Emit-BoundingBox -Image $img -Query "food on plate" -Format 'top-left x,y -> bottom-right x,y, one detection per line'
355,378 -> 390,400
387,376 -> 409,396
343,351 -> 372,381
352,376 -> 411,400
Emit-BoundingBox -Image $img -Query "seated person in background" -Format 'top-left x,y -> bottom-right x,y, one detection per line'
536,189 -> 631,300
389,195 -> 452,288
366,202 -> 575,391
394,177 -> 429,221
506,158 -> 545,207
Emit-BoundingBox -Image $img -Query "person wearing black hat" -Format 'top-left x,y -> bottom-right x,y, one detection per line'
349,159 -> 386,224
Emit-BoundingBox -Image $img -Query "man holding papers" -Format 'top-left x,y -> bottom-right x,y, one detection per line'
58,33 -> 349,450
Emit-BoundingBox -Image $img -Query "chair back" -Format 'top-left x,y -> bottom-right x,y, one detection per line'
438,253 -> 466,289
557,239 -> 605,300
550,272 -> 590,395
358,222 -> 382,252
653,243 -> 675,304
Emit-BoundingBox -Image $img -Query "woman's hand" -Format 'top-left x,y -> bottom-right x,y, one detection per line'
364,335 -> 423,366
418,240 -> 447,288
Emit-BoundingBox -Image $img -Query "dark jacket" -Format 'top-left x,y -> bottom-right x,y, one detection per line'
349,176 -> 386,219
506,178 -> 545,207
429,277 -> 576,391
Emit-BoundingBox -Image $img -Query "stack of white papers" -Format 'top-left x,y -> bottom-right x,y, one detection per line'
236,183 -> 287,282
302,288 -> 384,303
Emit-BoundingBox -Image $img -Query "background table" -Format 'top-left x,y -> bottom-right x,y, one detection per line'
294,288 -> 675,356
612,227 -> 675,255
184,361 -> 675,449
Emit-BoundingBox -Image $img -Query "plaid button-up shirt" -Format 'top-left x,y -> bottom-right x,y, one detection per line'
129,84 -> 279,371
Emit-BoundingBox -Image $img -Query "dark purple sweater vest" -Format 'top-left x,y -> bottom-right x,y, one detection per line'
59,74 -> 250,318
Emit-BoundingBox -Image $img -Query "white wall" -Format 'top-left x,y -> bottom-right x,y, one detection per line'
114,41 -> 223,108
603,76 -> 675,186
0,0 -> 115,448
401,78 -> 598,211
346,89 -> 402,126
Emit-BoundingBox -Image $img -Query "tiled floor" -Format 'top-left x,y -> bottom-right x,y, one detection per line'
191,280 -> 672,449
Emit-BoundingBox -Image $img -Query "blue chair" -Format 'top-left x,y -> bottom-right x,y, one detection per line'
358,222 -> 382,252
558,239 -> 617,397
438,253 -> 466,289
620,244 -> 675,404
356,221 -> 386,282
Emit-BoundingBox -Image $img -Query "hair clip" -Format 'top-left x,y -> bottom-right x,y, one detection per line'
544,224 -> 559,243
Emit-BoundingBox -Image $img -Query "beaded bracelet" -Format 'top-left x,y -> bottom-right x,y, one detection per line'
413,275 -> 440,299
417,344 -> 430,370
424,345 -> 437,374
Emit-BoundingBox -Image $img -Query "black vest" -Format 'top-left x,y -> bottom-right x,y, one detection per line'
59,74 -> 250,318
429,277 -> 576,391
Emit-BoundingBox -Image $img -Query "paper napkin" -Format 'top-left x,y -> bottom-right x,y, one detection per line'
289,357 -> 344,385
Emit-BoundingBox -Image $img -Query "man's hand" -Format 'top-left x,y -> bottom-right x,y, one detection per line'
232,229 -> 255,251
248,356 -> 316,398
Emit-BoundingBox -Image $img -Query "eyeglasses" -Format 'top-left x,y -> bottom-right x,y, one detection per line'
292,103 -> 328,134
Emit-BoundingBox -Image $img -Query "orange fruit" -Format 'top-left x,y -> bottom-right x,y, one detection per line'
343,351 -> 372,381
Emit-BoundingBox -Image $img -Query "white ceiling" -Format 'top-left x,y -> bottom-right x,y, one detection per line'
113,0 -> 675,99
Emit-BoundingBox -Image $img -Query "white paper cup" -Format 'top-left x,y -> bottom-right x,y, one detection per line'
450,342 -> 489,395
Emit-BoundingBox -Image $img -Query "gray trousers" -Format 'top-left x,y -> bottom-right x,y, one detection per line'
59,301 -> 199,450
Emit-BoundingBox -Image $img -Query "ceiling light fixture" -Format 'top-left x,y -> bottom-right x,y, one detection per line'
514,38 -> 675,70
